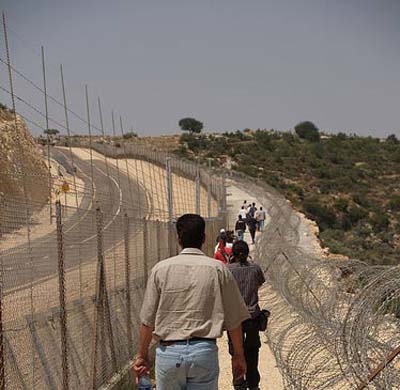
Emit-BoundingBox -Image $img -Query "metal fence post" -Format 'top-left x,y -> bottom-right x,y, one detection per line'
41,46 -> 53,224
90,207 -> 103,390
143,218 -> 148,286
216,179 -> 221,218
156,220 -> 161,263
90,206 -> 117,388
195,161 -> 201,215
55,201 -> 69,390
207,159 -> 212,218
0,250 -> 4,390
166,158 -> 174,257
123,214 -> 133,356
222,174 -> 227,227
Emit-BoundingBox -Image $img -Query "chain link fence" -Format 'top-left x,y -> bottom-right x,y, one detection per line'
0,14 -> 225,389
0,143 -> 226,389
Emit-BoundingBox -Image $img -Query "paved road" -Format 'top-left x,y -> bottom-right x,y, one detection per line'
1,146 -> 149,292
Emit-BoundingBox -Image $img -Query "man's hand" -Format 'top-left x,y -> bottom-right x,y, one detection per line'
133,354 -> 150,379
228,324 -> 246,380
231,353 -> 246,380
133,324 -> 154,379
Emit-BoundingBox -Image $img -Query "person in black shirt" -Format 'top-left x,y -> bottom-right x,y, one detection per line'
235,215 -> 247,241
247,216 -> 257,244
227,241 -> 265,390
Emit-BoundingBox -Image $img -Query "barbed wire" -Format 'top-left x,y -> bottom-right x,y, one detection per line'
231,173 -> 400,389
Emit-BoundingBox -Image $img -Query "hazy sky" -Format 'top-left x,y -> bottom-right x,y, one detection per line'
1,0 -> 400,137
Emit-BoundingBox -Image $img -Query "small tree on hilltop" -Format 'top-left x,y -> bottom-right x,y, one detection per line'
178,117 -> 203,134
294,121 -> 320,142
123,131 -> 137,139
387,134 -> 399,144
44,128 -> 59,136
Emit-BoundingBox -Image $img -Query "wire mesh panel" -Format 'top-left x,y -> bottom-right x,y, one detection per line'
0,155 -> 225,389
0,16 -> 226,388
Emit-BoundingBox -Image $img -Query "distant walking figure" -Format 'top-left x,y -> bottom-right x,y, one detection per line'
248,203 -> 257,218
239,206 -> 247,220
215,228 -> 227,244
247,216 -> 257,244
214,236 -> 232,264
227,241 -> 266,390
134,214 -> 249,390
256,206 -> 266,232
235,215 -> 247,241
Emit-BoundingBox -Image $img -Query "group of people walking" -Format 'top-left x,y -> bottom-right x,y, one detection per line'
235,200 -> 266,244
134,207 -> 268,390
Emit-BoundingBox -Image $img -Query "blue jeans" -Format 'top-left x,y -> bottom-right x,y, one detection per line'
258,220 -> 265,231
156,340 -> 219,390
237,230 -> 244,241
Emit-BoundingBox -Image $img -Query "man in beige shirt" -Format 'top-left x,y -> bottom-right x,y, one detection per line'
134,214 -> 250,389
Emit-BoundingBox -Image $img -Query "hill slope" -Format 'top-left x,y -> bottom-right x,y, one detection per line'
174,130 -> 400,265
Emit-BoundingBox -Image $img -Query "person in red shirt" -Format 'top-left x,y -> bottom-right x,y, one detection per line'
214,237 -> 232,264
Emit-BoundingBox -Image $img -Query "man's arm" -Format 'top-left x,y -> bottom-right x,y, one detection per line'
133,268 -> 160,377
133,324 -> 153,376
228,324 -> 246,380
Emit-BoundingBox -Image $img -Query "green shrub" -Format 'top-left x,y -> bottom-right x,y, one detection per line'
347,206 -> 368,225
303,198 -> 336,230
173,145 -> 189,158
370,213 -> 390,233
352,193 -> 370,208
335,198 -> 349,212
386,134 -> 399,144
180,133 -> 210,152
388,195 -> 400,211
294,121 -> 320,142
123,131 -> 137,139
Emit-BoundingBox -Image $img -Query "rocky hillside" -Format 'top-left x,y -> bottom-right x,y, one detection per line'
173,129 -> 400,266
0,106 -> 48,221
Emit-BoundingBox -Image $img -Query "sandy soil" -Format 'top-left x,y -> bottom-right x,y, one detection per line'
218,181 -> 284,390
0,157 -> 86,251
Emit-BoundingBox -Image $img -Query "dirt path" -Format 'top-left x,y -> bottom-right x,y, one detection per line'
218,180 -> 284,390
67,147 -> 217,220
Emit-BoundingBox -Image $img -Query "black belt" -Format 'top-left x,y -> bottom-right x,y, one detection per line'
159,337 -> 216,346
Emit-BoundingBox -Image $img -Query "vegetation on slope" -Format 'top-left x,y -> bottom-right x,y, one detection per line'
175,128 -> 400,266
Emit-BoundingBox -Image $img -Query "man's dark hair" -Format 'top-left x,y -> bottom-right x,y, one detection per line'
176,214 -> 205,249
231,240 -> 249,264
226,230 -> 234,243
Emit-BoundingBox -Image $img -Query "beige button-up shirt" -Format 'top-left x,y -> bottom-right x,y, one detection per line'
140,248 -> 250,341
